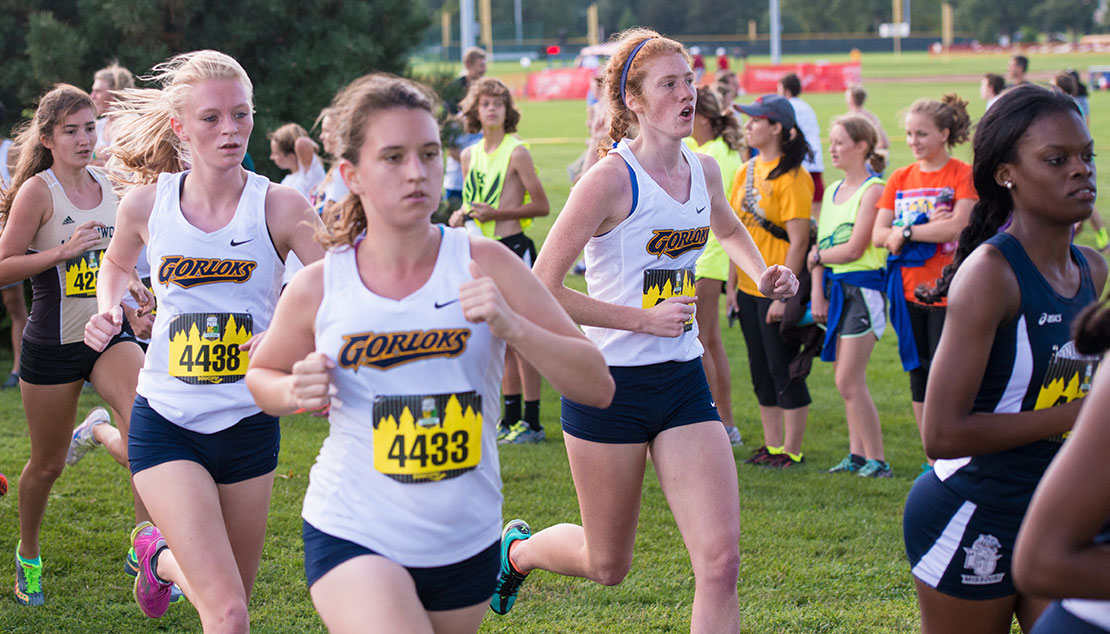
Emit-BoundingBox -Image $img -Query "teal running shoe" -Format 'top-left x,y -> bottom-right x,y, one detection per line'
858,459 -> 893,479
489,519 -> 531,615
499,422 -> 545,445
14,543 -> 43,606
827,455 -> 862,474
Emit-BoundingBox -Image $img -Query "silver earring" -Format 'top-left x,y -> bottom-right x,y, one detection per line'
1005,181 -> 1013,190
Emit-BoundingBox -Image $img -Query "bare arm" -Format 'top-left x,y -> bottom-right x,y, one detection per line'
0,177 -> 103,286
265,184 -> 326,267
246,262 -> 326,415
814,183 -> 883,266
872,207 -> 895,248
1013,347 -> 1110,598
702,155 -> 796,299
531,155 -> 694,338
923,245 -> 1086,459
469,238 -> 612,407
85,184 -> 155,350
294,136 -> 319,173
902,197 -> 974,245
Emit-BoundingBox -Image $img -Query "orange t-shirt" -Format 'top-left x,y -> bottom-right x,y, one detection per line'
877,159 -> 976,305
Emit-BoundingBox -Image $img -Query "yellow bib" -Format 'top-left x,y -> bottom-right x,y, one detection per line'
372,391 -> 483,483
167,312 -> 252,384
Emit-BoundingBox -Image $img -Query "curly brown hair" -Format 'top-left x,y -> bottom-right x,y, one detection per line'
459,77 -> 520,134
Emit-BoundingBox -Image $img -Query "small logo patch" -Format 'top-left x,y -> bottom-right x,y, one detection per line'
230,238 -> 253,247
1038,312 -> 1063,326
696,206 -> 706,214
62,216 -> 75,225
961,534 -> 1004,585
434,299 -> 460,309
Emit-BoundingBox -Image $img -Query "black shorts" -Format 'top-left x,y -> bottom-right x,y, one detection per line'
561,358 -> 720,444
302,520 -> 500,611
128,395 -> 280,485
499,232 -> 537,268
907,302 -> 946,402
734,291 -> 811,409
19,327 -> 138,385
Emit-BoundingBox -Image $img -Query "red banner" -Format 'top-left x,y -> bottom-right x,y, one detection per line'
524,67 -> 596,101
741,62 -> 862,94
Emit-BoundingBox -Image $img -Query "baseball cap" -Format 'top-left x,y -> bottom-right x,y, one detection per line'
736,94 -> 796,129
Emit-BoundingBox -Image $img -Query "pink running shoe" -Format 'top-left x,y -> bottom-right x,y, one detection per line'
132,524 -> 172,618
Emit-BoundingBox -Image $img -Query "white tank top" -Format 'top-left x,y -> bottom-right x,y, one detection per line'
582,139 -> 709,366
302,227 -> 506,567
25,167 -> 119,345
138,171 -> 284,433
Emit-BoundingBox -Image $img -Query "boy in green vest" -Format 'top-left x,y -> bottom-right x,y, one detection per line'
449,77 -> 550,443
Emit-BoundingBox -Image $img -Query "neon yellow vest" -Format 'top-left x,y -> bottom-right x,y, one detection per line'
462,135 -> 532,238
684,136 -> 743,281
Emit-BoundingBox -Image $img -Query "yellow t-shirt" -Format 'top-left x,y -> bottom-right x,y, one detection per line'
727,156 -> 813,297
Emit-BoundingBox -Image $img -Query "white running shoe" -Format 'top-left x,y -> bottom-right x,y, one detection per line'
67,407 -> 111,466
724,425 -> 743,446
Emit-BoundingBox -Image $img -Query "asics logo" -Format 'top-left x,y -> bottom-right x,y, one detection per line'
1038,313 -> 1063,326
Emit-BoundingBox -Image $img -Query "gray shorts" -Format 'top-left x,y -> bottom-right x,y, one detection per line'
832,283 -> 886,339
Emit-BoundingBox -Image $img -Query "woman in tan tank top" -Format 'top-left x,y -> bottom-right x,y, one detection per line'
0,84 -> 148,607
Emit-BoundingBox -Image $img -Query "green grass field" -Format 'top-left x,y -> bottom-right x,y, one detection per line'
1,51 -> 1108,633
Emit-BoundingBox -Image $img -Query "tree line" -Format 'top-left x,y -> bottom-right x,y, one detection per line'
427,0 -> 1102,46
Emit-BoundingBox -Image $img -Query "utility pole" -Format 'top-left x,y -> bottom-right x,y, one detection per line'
769,0 -> 781,63
460,0 -> 476,58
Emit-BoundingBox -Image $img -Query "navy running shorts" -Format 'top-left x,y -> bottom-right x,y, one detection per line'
128,395 -> 279,485
561,358 -> 720,444
302,520 -> 500,611
1032,601 -> 1110,634
904,471 -> 1024,600
20,327 -> 138,386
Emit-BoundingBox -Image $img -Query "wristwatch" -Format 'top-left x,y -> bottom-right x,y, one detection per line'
813,251 -> 822,265
902,225 -> 913,240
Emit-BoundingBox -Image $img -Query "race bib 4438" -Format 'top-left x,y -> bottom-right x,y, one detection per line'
167,312 -> 252,384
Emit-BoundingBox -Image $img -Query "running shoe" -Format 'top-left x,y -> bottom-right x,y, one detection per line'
133,524 -> 172,618
500,422 -> 545,445
489,519 -> 531,615
66,407 -> 110,466
2,372 -> 18,389
827,456 -> 862,474
128,523 -> 185,605
496,420 -> 514,442
764,453 -> 805,469
858,459 -> 893,479
14,543 -> 43,606
724,426 -> 743,446
743,445 -> 773,465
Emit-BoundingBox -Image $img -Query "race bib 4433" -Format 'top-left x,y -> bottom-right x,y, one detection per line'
167,312 -> 252,384
64,249 -> 104,297
372,391 -> 482,484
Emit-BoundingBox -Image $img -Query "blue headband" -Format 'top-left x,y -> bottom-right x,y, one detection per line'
619,38 -> 654,106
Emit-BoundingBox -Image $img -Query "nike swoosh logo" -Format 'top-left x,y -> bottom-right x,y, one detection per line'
230,239 -> 253,247
434,299 -> 460,309
696,207 -> 706,214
